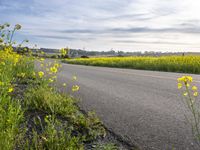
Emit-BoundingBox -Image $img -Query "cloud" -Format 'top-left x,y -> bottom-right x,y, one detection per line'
55,25 -> 200,36
110,26 -> 200,34
35,34 -> 95,41
1,0 -> 200,51
60,29 -> 98,34
114,40 -> 194,45
35,35 -> 76,40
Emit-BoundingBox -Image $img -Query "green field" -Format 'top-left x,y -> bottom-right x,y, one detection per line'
63,56 -> 200,74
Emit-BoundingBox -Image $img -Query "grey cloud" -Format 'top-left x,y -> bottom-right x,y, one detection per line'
35,34 -> 96,41
35,35 -> 76,40
93,0 -> 131,12
57,27 -> 162,35
111,27 -> 200,34
152,5 -> 177,16
55,28 -> 109,35
61,29 -> 97,34
114,40 -> 194,45
99,13 -> 154,21
178,20 -> 200,29
56,25 -> 200,35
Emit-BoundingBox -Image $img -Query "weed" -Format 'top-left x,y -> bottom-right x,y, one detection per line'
178,76 -> 200,146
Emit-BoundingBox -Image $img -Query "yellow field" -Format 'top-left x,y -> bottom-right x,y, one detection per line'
64,56 -> 200,74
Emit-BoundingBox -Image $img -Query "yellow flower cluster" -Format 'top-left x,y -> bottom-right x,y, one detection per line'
177,76 -> 198,97
0,47 -> 21,66
177,76 -> 193,83
35,55 -> 80,93
0,81 -> 13,93
72,85 -> 79,92
72,76 -> 77,80
0,46 -> 24,93
8,87 -> 14,93
60,48 -> 68,56
50,66 -> 58,73
38,71 -> 44,78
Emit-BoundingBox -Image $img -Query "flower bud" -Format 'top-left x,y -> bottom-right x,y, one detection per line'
15,24 -> 21,30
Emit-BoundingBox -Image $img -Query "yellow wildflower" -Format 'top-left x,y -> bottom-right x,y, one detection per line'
177,83 -> 182,89
54,63 -> 60,68
49,78 -> 54,83
194,92 -> 198,97
72,85 -> 79,92
192,86 -> 198,91
178,76 -> 193,83
8,87 -> 14,93
50,67 -> 57,73
63,83 -> 67,87
60,48 -> 67,56
73,76 -> 77,80
186,83 -> 190,87
38,71 -> 44,78
183,92 -> 188,96
52,76 -> 57,79
40,58 -> 45,61
187,76 -> 193,82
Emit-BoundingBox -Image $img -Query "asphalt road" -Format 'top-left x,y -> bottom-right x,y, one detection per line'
54,63 -> 200,150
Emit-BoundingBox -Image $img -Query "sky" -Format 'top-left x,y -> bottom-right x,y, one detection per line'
1,0 -> 200,52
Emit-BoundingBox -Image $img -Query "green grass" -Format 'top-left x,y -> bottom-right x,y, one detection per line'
63,56 -> 200,74
0,49 -> 116,149
0,95 -> 24,149
24,83 -> 106,142
0,50 -> 33,149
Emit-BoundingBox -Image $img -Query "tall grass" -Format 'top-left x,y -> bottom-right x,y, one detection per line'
64,56 -> 200,74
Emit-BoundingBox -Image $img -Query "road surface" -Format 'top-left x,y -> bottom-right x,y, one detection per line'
54,63 -> 200,150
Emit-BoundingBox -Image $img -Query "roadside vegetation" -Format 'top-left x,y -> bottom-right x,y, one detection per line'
0,23 -> 120,150
177,76 -> 200,147
64,56 -> 200,74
